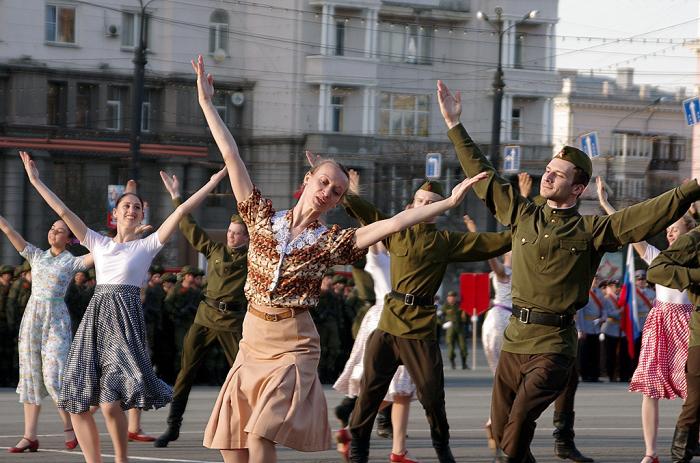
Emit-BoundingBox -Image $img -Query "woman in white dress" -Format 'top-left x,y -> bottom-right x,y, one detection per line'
333,242 -> 418,462
0,216 -> 92,453
18,150 -> 229,463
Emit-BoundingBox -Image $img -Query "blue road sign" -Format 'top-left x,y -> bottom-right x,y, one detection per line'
426,152 -> 442,179
683,97 -> 699,126
580,132 -> 600,158
502,145 -> 521,172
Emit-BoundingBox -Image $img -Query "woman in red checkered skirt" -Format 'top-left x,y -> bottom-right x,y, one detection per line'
598,177 -> 695,463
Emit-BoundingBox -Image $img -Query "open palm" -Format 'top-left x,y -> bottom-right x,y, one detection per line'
450,172 -> 488,206
19,151 -> 39,182
191,55 -> 215,103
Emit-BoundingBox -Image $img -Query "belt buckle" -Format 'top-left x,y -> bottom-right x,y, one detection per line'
404,293 -> 415,306
217,302 -> 229,314
264,312 -> 279,322
519,307 -> 531,324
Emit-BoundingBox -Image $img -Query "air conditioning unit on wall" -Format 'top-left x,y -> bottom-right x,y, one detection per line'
105,24 -> 119,37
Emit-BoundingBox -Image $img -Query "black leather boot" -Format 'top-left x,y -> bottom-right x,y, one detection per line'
553,411 -> 593,462
376,405 -> 393,438
154,398 -> 186,448
335,396 -> 357,428
348,436 -> 370,463
671,426 -> 694,463
433,442 -> 457,463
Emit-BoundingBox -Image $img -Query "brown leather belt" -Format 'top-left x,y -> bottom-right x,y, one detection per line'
512,305 -> 575,328
247,305 -> 309,322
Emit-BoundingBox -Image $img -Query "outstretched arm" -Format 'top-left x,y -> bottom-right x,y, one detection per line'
192,55 -> 253,201
0,214 -> 27,252
354,173 -> 487,249
156,168 -> 227,244
647,232 -> 700,291
19,151 -> 88,241
596,176 -> 648,257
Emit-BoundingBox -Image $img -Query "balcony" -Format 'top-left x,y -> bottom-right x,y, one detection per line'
305,55 -> 378,87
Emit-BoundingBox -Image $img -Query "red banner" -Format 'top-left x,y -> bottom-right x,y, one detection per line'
459,272 -> 491,317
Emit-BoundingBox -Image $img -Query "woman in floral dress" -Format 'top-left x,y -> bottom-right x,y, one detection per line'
0,215 -> 92,453
190,55 -> 486,463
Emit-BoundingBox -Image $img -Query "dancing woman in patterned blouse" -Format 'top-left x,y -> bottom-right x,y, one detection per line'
190,54 -> 486,463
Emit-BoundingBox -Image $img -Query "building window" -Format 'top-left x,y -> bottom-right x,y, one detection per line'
209,9 -> 229,54
379,25 -> 432,64
212,91 -> 228,124
106,86 -> 126,131
335,21 -> 345,56
378,92 -> 429,136
76,83 -> 96,128
331,95 -> 344,132
141,89 -> 151,132
45,5 -> 75,44
511,108 -> 521,141
47,81 -> 67,126
612,132 -> 652,158
514,34 -> 524,69
122,12 -> 149,49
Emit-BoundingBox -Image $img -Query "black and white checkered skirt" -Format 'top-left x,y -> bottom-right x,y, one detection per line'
57,284 -> 172,414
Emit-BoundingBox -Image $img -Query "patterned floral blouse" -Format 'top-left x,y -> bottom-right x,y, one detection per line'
239,188 -> 367,309
20,244 -> 87,299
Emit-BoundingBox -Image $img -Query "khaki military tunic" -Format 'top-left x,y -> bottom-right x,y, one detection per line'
448,123 -> 700,357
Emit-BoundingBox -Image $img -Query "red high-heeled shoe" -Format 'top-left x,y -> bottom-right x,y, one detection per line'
642,455 -> 660,463
8,437 -> 39,453
335,428 -> 351,462
65,427 -> 79,450
128,429 -> 156,442
390,450 -> 420,463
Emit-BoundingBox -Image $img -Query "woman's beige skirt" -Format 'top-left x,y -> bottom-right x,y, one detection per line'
203,307 -> 331,452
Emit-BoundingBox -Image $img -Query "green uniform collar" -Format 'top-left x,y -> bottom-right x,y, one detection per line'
542,203 -> 579,222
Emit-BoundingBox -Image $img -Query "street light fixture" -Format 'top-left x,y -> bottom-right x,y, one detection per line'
476,8 -> 538,174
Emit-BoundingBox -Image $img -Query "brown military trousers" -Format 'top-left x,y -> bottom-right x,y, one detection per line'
349,329 -> 450,447
491,351 -> 574,461
677,346 -> 700,429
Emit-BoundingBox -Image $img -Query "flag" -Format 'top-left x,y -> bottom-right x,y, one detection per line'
618,245 -> 640,358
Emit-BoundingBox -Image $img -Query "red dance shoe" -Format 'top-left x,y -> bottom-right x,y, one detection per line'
128,429 -> 156,442
336,428 -> 351,462
65,427 -> 79,450
642,456 -> 659,463
390,450 -> 420,462
8,437 -> 39,453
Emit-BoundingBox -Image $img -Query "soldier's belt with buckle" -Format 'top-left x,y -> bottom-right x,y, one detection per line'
247,305 -> 309,322
203,297 -> 243,314
389,290 -> 434,307
512,305 -> 575,328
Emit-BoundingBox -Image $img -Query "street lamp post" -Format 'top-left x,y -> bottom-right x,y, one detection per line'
476,8 -> 538,172
129,0 -> 155,183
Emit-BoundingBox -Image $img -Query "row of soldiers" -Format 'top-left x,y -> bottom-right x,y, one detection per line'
0,263 -> 30,386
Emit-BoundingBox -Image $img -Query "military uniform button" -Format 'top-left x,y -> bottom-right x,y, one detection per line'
571,248 -> 576,252
544,234 -> 549,238
540,256 -> 545,260
521,238 -> 526,243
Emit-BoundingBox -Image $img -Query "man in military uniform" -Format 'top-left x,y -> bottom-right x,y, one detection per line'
166,265 -> 201,375
647,226 -> 700,462
65,270 -> 91,337
7,261 -> 31,385
442,290 -> 467,370
438,79 -> 700,462
344,180 -> 512,463
143,265 -> 165,356
153,272 -> 177,380
316,274 -> 343,384
154,173 -> 249,448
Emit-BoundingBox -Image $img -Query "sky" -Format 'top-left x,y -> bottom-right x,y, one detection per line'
556,0 -> 698,92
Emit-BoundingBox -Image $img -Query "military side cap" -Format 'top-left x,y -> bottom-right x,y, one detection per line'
162,272 -> 177,283
332,275 -> 347,285
635,269 -> 647,279
346,278 -> 355,287
555,146 -> 592,179
416,180 -> 445,198
149,264 -> 164,275
230,214 -> 244,225
179,265 -> 196,276
323,269 -> 336,278
195,268 -> 205,277
0,265 -> 14,275
447,290 -> 458,297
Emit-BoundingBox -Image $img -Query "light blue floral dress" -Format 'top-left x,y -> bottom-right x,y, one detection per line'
17,244 -> 86,404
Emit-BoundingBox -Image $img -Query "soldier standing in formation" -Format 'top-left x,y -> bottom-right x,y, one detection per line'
7,261 -> 31,385
154,171 -> 249,448
0,264 -> 14,386
441,290 -> 468,370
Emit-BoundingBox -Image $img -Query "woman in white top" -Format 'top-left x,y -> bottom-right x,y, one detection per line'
333,242 -> 417,462
598,177 -> 695,463
18,150 -> 229,463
